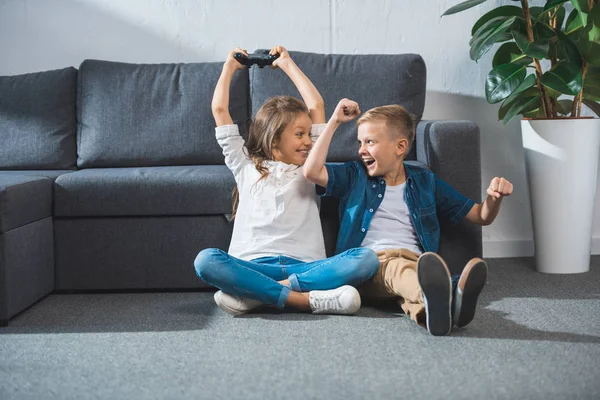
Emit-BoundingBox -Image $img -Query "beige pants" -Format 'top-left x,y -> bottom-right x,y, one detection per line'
359,248 -> 425,323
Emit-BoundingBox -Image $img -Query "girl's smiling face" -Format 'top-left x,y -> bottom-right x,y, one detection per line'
272,112 -> 313,165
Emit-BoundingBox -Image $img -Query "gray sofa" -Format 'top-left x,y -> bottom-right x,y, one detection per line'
0,51 -> 481,326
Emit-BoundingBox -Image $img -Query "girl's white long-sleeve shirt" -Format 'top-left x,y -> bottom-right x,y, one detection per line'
215,124 -> 327,262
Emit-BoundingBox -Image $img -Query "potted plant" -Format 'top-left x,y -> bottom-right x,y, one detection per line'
443,0 -> 600,273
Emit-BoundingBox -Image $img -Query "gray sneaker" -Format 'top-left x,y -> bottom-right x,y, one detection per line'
417,252 -> 452,336
213,290 -> 263,316
452,258 -> 488,328
308,285 -> 361,315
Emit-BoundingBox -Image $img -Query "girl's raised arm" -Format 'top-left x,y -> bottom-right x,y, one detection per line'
212,48 -> 247,127
271,46 -> 325,124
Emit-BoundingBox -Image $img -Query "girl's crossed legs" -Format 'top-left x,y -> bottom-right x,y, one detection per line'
194,247 -> 379,311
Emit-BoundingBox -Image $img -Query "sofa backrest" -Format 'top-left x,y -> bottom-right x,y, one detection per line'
76,60 -> 250,168
0,67 -> 78,170
249,51 -> 426,162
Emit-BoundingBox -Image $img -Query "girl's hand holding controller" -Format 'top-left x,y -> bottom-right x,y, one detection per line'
270,45 -> 291,69
226,47 -> 248,71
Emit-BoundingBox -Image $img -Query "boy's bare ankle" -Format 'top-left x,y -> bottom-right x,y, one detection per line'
278,279 -> 291,288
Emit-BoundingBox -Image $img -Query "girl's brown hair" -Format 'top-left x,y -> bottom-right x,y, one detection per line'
231,96 -> 309,220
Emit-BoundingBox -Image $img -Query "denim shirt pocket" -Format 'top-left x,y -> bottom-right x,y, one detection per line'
418,204 -> 440,235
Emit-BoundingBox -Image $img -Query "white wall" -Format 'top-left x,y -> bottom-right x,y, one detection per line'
1,0 -> 598,257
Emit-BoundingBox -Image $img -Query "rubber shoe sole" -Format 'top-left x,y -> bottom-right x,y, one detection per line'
417,252 -> 452,336
213,291 -> 262,316
453,258 -> 488,328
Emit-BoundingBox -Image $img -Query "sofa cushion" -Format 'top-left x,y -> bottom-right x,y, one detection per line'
250,51 -> 426,161
0,67 -> 78,169
77,60 -> 250,168
54,166 -> 236,217
0,175 -> 52,233
0,170 -> 75,181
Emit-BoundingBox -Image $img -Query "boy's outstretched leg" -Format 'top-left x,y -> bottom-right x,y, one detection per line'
417,252 -> 452,336
452,258 -> 488,328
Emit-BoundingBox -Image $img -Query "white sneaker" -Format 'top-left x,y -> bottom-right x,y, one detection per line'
308,285 -> 361,315
213,290 -> 263,316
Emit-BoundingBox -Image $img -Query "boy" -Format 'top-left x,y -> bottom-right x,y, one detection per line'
304,99 -> 513,336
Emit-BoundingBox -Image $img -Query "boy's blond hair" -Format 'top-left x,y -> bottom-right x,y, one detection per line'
357,105 -> 416,151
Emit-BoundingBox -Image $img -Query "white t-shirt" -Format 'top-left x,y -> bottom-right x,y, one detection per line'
360,182 -> 422,255
216,124 -> 327,262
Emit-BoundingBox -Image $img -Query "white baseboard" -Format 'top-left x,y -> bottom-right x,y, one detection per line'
483,237 -> 600,258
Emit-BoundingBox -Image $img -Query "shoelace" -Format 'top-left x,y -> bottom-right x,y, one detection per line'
312,292 -> 341,310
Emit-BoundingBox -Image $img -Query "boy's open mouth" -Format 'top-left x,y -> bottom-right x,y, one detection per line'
363,159 -> 375,166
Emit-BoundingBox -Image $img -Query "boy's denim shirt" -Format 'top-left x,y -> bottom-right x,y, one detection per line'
318,161 -> 476,255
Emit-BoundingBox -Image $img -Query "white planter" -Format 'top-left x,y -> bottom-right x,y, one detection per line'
521,118 -> 600,274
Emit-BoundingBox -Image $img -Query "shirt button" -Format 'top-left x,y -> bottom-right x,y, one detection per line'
380,181 -> 385,185
369,208 -> 374,212
372,184 -> 376,188
378,194 -> 382,198
361,228 -> 366,232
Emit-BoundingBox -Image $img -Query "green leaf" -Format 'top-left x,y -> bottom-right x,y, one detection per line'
530,7 -> 546,21
556,30 -> 583,67
541,62 -> 583,95
583,87 -> 600,101
543,0 -> 570,13
513,30 -> 551,59
470,16 -> 517,45
577,6 -> 600,66
583,99 -> 600,117
470,16 -> 518,61
486,64 -> 528,103
442,0 -> 488,16
506,75 -> 539,104
571,0 -> 591,14
498,83 -> 539,120
495,32 -> 515,43
503,96 -> 542,124
583,72 -> 600,101
523,107 -> 545,118
556,99 -> 574,114
544,86 -> 564,100
471,6 -> 523,35
554,6 -> 567,30
492,42 -> 532,67
533,20 -> 558,39
530,6 -> 564,29
566,9 -> 585,34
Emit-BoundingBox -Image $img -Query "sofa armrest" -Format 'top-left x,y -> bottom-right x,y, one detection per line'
415,120 -> 482,272
416,120 -> 481,201
0,175 -> 52,233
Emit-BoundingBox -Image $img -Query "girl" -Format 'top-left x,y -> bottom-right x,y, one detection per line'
194,46 -> 379,315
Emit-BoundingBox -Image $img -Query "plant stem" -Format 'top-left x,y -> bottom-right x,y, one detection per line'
550,12 -> 558,117
576,61 -> 589,117
522,0 -> 551,117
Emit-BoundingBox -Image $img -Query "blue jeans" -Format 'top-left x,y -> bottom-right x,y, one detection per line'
194,248 -> 379,308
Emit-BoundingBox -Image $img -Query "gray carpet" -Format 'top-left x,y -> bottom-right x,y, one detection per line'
1,257 -> 599,400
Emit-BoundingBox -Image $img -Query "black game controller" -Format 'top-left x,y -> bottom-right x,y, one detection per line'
234,50 -> 279,68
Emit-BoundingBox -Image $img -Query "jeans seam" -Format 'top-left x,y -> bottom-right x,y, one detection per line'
293,249 -> 363,291
212,251 -> 289,304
